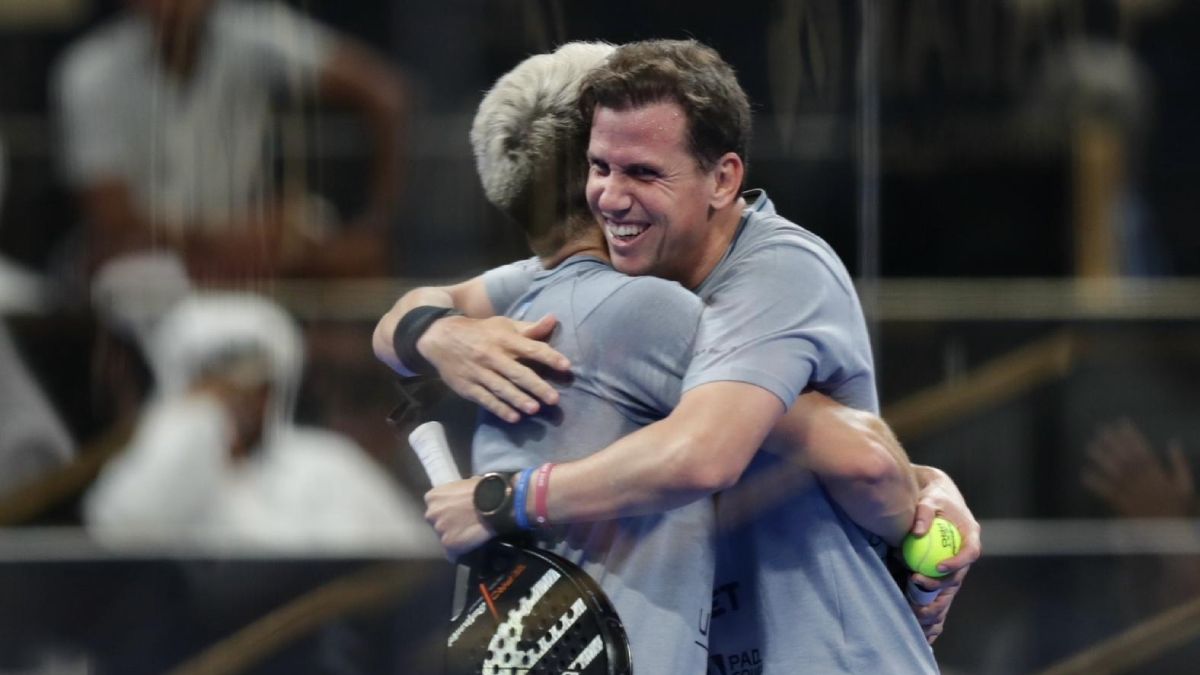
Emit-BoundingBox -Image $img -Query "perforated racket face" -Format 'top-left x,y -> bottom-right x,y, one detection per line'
446,540 -> 631,675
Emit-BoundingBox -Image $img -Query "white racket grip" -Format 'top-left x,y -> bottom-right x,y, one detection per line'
906,578 -> 942,606
408,422 -> 462,486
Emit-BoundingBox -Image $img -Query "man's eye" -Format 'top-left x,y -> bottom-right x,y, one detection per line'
589,160 -> 609,175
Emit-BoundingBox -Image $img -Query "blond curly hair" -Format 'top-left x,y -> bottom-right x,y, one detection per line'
470,42 -> 614,257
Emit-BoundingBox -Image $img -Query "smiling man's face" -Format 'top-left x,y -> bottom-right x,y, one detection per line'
585,101 -> 723,289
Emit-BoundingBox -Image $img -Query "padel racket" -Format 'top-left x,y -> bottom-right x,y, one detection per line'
408,421 -> 632,675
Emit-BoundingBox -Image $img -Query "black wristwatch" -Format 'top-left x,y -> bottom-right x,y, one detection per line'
474,472 -> 518,535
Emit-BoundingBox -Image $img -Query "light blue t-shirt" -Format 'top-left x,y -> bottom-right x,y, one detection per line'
695,192 -> 935,675
477,255 -> 715,675
483,192 -> 936,674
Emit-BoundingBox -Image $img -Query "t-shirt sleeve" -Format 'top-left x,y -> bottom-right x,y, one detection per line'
225,1 -> 336,84
54,47 -> 127,187
482,257 -> 541,315
583,277 -> 704,422
682,237 -> 876,411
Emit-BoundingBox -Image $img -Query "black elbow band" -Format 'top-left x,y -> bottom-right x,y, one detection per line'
392,306 -> 464,375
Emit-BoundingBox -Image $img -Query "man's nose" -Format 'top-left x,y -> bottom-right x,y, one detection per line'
595,175 -> 633,214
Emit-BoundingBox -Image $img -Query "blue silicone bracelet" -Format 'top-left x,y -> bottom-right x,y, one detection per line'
513,467 -> 535,531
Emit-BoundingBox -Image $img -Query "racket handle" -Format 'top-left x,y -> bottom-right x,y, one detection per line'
906,578 -> 942,606
408,421 -> 462,486
409,421 -> 472,618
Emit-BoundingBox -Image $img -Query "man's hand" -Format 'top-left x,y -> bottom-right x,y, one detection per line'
911,465 -> 981,574
908,465 -> 981,643
189,374 -> 270,461
907,566 -> 966,644
418,314 -> 571,423
424,476 -> 492,560
1082,419 -> 1195,518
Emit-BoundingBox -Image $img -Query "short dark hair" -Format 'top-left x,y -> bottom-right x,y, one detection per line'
578,39 -> 752,174
470,42 -> 614,257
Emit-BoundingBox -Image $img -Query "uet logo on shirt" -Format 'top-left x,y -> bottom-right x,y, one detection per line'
711,581 -> 741,618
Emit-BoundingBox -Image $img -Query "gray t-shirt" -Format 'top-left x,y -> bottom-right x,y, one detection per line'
696,192 -> 936,674
482,192 -> 935,673
477,255 -> 713,674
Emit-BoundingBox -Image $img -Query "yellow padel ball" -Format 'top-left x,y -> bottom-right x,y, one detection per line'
902,516 -> 962,578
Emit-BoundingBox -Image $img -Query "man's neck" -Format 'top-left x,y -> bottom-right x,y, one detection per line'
681,195 -> 747,290
148,14 -> 207,81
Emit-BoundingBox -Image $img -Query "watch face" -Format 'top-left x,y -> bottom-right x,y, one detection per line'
474,474 -> 510,514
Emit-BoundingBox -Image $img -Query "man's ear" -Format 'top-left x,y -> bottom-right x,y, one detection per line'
709,152 -> 744,210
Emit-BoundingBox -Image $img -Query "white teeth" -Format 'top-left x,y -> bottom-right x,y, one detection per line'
607,223 -> 648,237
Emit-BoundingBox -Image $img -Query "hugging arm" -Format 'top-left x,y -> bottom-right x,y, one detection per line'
374,269 -> 979,644
374,274 -> 980,556
424,380 -> 785,556
767,391 -> 918,547
773,393 -> 981,644
372,274 -> 569,422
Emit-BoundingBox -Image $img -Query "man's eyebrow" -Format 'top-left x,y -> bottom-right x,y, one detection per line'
626,162 -> 661,174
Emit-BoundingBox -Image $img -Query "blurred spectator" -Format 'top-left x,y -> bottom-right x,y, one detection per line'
53,0 -> 407,282
0,134 -> 77,497
0,326 -> 76,498
0,135 -> 47,315
1082,418 -> 1200,603
1082,418 -> 1196,519
84,292 -> 433,553
88,251 -> 193,430
1027,40 -> 1169,276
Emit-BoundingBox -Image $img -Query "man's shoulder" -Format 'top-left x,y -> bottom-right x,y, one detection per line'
689,192 -> 859,307
740,199 -> 833,257
578,273 -> 702,343
209,1 -> 289,40
208,0 -> 332,61
732,194 -> 855,286
563,262 -> 696,309
614,274 -> 697,305
56,17 -> 142,98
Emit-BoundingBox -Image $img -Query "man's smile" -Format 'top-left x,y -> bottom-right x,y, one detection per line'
604,220 -> 650,245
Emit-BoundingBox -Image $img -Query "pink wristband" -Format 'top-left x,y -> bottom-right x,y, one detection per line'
533,463 -> 555,526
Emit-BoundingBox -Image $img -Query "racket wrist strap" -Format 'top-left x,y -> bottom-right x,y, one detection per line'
392,305 -> 464,376
906,578 -> 941,606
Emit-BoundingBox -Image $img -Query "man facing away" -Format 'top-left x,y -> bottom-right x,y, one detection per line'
463,41 -> 715,672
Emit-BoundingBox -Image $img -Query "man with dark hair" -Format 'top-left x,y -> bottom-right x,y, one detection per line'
379,39 -> 977,671
460,42 -> 719,671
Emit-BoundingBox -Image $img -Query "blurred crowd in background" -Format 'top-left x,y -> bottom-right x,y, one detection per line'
0,1 -> 1199,673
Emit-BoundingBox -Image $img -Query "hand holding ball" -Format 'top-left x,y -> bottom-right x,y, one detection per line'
902,516 -> 962,578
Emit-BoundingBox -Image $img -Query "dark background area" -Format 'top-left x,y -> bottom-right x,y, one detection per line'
2,1 -> 1199,673
3,0 -> 1198,277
